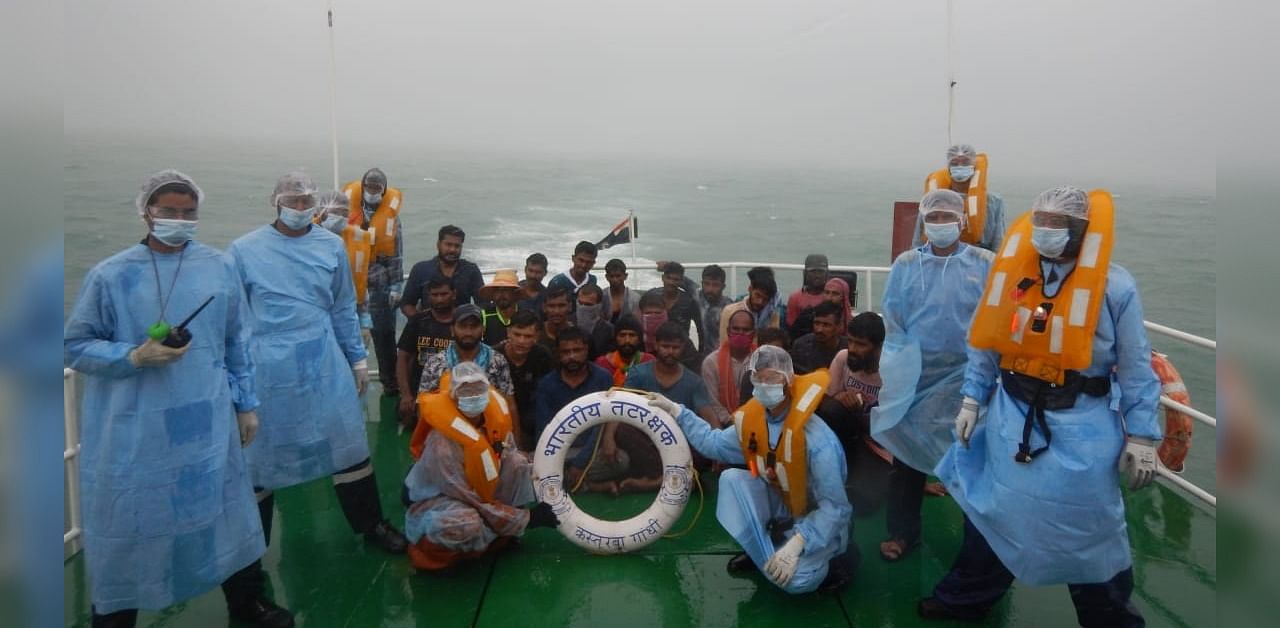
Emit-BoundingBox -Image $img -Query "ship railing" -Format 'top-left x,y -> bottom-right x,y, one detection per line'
62,263 -> 1217,555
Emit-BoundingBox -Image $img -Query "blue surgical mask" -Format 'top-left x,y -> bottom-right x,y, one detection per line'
458,393 -> 490,416
753,382 -> 786,411
924,222 -> 961,248
150,218 -> 197,246
363,191 -> 383,206
279,206 -> 315,230
322,214 -> 346,234
949,165 -> 975,182
1031,226 -> 1070,258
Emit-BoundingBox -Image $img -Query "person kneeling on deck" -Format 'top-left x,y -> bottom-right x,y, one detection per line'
920,186 -> 1160,627
648,346 -> 855,594
403,363 -> 560,571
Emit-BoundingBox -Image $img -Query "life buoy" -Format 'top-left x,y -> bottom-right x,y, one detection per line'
533,390 -> 693,554
1152,351 -> 1193,473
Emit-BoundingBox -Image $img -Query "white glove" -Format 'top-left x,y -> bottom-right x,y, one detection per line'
646,392 -> 680,417
955,396 -> 979,448
237,411 -> 259,447
1118,436 -> 1158,490
353,359 -> 369,396
128,337 -> 190,368
763,532 -> 805,587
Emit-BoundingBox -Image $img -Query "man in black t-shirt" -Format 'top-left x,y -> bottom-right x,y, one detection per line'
396,277 -> 456,423
496,309 -> 554,451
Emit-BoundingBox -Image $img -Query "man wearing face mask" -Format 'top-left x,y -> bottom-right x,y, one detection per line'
316,190 -> 376,347
66,170 -> 292,627
701,309 -> 756,427
575,283 -> 615,361
402,363 -> 559,572
341,168 -> 404,398
649,346 -> 855,594
912,144 -> 1007,253
920,187 -> 1160,626
871,190 -> 994,562
230,172 -> 408,559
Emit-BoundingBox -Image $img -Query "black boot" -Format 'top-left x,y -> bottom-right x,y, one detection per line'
726,552 -> 755,574
818,547 -> 859,594
91,608 -> 138,628
254,488 -> 275,547
228,597 -> 295,628
366,519 -> 409,554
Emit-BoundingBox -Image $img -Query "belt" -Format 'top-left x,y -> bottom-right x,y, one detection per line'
1001,369 -> 1110,463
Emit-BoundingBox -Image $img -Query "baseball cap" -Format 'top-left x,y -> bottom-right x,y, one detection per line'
804,253 -> 829,270
454,303 -> 483,323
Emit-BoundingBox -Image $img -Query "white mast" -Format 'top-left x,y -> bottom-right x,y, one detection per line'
946,0 -> 956,146
327,0 -> 341,189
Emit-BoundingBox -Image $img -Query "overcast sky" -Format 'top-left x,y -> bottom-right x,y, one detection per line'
65,0 -> 1212,191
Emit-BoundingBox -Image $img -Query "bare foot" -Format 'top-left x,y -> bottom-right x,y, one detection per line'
924,481 -> 948,497
584,480 -> 620,496
619,477 -> 662,494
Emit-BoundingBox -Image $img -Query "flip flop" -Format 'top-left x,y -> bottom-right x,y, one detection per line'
924,481 -> 948,497
879,537 -> 920,562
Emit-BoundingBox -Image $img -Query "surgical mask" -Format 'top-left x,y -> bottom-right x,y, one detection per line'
924,222 -> 961,248
321,214 -> 346,234
728,331 -> 753,351
150,218 -> 198,246
1032,226 -> 1071,258
753,382 -> 786,410
949,165 -> 975,182
279,206 -> 316,230
457,393 -> 489,416
363,191 -> 383,206
575,303 -> 602,331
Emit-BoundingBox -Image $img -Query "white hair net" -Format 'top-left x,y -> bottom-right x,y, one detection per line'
135,169 -> 203,217
449,362 -> 490,396
317,190 -> 348,213
946,144 -> 977,163
1032,186 -> 1089,220
270,171 -> 318,208
747,345 -> 794,385
919,189 -> 965,220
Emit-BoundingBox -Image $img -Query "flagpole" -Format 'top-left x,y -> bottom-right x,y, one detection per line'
327,0 -> 341,189
628,209 -> 637,268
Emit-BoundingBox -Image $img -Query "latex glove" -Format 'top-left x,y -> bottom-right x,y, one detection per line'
128,337 -> 190,368
236,411 -> 259,447
1118,436 -> 1158,489
646,392 -> 680,417
763,532 -> 806,587
955,396 -> 979,448
353,359 -> 369,396
527,502 -> 560,529
359,311 -> 373,329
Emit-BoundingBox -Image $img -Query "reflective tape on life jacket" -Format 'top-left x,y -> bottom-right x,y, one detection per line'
343,182 -> 402,259
1152,351 -> 1193,473
735,370 -> 829,516
969,189 -> 1115,385
924,152 -> 989,245
413,390 -> 512,502
341,224 -> 375,304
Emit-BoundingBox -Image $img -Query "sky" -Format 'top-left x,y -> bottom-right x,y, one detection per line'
65,0 -> 1213,191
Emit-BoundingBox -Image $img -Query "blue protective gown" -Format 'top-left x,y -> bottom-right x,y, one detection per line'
229,225 -> 369,489
64,241 -> 265,614
872,243 -> 993,474
672,403 -> 851,594
936,263 -> 1162,586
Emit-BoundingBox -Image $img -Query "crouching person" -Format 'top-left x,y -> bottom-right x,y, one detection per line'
648,346 -> 855,594
403,363 -> 559,572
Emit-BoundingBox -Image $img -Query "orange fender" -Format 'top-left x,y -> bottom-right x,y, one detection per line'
1152,352 -> 1193,472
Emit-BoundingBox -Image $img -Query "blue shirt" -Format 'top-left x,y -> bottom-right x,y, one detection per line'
623,361 -> 712,414
532,363 -> 614,467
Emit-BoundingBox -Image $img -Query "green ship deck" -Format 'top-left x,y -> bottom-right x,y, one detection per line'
65,394 -> 1216,627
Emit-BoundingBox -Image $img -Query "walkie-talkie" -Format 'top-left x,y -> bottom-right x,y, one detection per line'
147,296 -> 215,348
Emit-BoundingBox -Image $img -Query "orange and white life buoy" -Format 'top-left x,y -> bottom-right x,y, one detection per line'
1152,351 -> 1193,473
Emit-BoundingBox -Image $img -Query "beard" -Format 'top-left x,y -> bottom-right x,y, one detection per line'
456,337 -> 480,351
617,343 -> 638,359
561,359 -> 585,373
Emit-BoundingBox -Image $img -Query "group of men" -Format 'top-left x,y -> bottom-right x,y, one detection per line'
67,142 -> 1163,627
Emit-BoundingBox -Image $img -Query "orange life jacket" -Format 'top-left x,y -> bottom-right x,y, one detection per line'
340,224 -> 375,304
924,153 -> 990,245
342,182 -> 402,259
969,189 -> 1115,385
411,390 -> 512,502
734,370 -> 830,516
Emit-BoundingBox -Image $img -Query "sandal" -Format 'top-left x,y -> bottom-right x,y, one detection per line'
924,481 -> 949,497
879,537 -> 920,562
